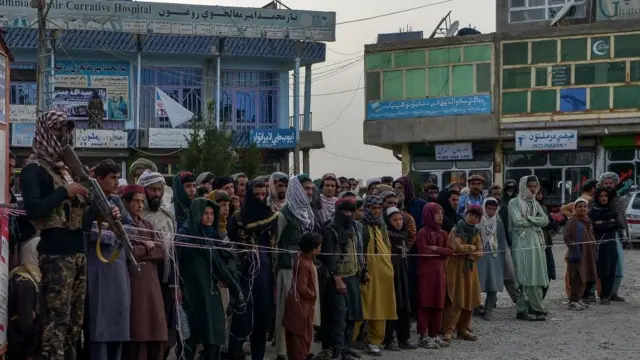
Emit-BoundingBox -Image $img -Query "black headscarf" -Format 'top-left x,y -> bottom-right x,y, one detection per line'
437,188 -> 460,232
239,179 -> 273,225
500,179 -> 518,247
213,176 -> 234,190
185,198 -> 220,244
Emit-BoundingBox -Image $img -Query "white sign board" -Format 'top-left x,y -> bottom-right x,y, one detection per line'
75,129 -> 128,148
435,143 -> 474,160
148,128 -> 201,148
9,105 -> 37,123
515,130 -> 578,151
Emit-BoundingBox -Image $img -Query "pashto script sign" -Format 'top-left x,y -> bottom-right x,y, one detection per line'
366,95 -> 492,120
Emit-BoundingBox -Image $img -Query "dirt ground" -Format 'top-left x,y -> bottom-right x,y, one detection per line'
172,245 -> 640,360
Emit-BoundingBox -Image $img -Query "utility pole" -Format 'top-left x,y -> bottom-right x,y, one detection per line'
32,0 -> 52,114
292,41 -> 302,174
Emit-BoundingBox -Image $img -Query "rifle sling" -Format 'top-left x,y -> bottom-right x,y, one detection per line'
95,221 -> 121,264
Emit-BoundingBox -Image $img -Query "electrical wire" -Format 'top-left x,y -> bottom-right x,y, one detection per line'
336,0 -> 453,25
318,148 -> 400,165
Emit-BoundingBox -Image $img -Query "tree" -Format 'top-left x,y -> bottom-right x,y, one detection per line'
180,121 -> 238,176
236,143 -> 263,179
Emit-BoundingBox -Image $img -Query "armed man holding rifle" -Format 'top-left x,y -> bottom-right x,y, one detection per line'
20,111 -> 123,360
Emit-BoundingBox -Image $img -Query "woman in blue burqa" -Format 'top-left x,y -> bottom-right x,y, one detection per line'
227,179 -> 280,360
177,198 -> 245,360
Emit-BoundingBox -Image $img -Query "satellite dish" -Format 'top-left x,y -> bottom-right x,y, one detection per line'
550,0 -> 576,26
446,21 -> 459,37
428,11 -> 451,38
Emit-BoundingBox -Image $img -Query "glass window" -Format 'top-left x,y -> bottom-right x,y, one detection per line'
536,168 -> 563,205
630,60 -> 640,82
428,67 -> 449,97
574,62 -> 626,85
365,53 -> 392,70
632,195 -> 640,210
428,47 -> 461,66
506,152 -> 548,167
476,63 -> 491,93
564,167 -> 593,202
235,90 -> 256,123
382,71 -> 404,100
452,65 -> 474,96
405,69 -> 426,99
531,40 -> 557,64
534,67 -> 548,87
503,42 -> 529,65
455,160 -> 493,169
418,172 -> 440,186
608,150 -> 635,161
530,90 -> 556,113
443,171 -> 467,188
549,151 -> 593,166
469,170 -> 493,189
463,45 -> 492,62
614,34 -> 640,59
505,169 -> 532,183
589,87 -> 610,111
503,68 -> 531,89
510,8 -> 546,22
561,38 -> 587,62
394,50 -> 426,68
258,90 -> 278,126
613,85 -> 640,110
10,82 -> 37,104
413,157 -> 453,171
366,72 -> 381,101
502,91 -> 528,114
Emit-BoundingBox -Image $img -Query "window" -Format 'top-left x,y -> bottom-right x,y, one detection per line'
443,171 -> 467,187
503,68 -> 531,89
428,48 -> 461,66
536,168 -> 562,205
464,45 -> 492,62
428,67 -> 449,97
531,40 -> 557,64
382,71 -> 404,100
413,157 -> 453,171
549,151 -> 593,166
608,162 -> 636,185
632,195 -> 640,210
574,62 -> 626,85
218,71 -> 279,130
452,65 -> 474,96
506,152 -> 548,167
613,85 -> 640,110
535,67 -> 548,87
589,87 -> 610,110
509,0 -> 587,23
394,51 -> 426,68
365,53 -> 392,70
502,91 -> 528,114
476,63 -> 492,93
630,61 -> 640,82
503,42 -> 529,66
608,150 -> 635,161
366,72 -> 381,101
10,82 -> 37,105
564,167 -> 592,202
139,67 -> 203,128
405,69 -> 426,98
505,169 -> 532,183
561,38 -> 587,62
530,90 -> 556,113
614,34 -> 640,59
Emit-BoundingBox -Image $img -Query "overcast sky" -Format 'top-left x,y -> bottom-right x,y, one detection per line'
151,0 -> 497,179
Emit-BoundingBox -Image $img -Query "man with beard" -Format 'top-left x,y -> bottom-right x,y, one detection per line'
172,171 -> 196,228
436,189 -> 461,233
275,176 -> 316,360
320,174 -> 339,221
489,185 -> 502,202
299,174 -> 326,232
599,172 -> 627,302
232,173 -> 248,205
137,170 -> 180,360
457,175 -> 485,217
268,172 -> 289,212
129,158 -> 173,209
20,111 -> 98,360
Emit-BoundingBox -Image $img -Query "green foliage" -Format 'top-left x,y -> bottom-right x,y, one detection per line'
180,121 -> 238,176
236,143 -> 263,180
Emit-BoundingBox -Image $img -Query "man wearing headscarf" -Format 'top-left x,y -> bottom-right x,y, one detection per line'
508,176 -> 550,321
137,170 -> 180,359
339,177 -> 351,194
275,176 -> 316,360
320,173 -> 339,221
20,111 -> 94,360
214,176 -> 240,214
172,171 -> 197,228
394,177 -> 427,230
268,172 -> 289,213
129,158 -> 158,182
83,159 -> 132,360
380,176 -> 394,187
499,179 -> 518,246
352,196 -> 396,356
437,188 -> 461,233
366,178 -> 381,196
196,171 -> 216,193
320,198 -> 364,360
298,174 -> 326,232
231,173 -> 248,205
381,190 -> 416,247
599,172 -> 627,302
228,180 -> 279,360
457,175 -> 485,217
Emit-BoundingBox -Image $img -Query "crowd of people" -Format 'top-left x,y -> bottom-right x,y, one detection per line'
5,111 -> 631,360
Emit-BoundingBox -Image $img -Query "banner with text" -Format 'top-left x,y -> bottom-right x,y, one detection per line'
75,129 -> 128,148
11,123 -> 36,147
54,61 -> 131,121
0,0 -> 336,41
9,105 -> 37,123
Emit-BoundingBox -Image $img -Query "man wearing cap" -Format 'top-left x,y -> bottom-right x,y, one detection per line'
457,175 -> 485,217
196,172 -> 215,193
137,170 -> 180,360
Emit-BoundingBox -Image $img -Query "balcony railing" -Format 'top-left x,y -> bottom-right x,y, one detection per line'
289,112 -> 313,130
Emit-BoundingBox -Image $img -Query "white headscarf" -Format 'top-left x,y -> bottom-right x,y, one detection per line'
479,197 -> 499,257
268,172 -> 288,212
285,176 -> 314,232
10,237 -> 42,287
518,175 -> 539,215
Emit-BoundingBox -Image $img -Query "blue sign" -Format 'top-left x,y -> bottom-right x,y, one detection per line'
54,61 -> 131,121
11,123 -> 36,147
366,95 -> 491,120
560,88 -> 587,112
250,128 -> 297,149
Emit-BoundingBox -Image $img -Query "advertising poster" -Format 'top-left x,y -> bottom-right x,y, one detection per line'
54,61 -> 131,121
0,55 -> 5,123
10,123 -> 36,147
52,87 -> 107,121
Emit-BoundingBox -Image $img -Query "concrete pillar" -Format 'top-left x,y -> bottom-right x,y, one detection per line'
302,149 -> 310,175
303,65 -> 312,131
401,144 -> 411,175
493,140 -> 504,186
595,138 -> 605,179
203,59 -> 215,123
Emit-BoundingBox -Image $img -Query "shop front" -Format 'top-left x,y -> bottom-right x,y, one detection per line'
603,135 -> 640,187
411,142 -> 494,190
503,129 -> 594,206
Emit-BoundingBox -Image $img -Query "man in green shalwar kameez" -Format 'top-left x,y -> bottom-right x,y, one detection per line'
508,176 -> 549,321
177,198 -> 245,360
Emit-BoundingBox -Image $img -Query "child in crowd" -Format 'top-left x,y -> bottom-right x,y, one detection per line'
564,198 -> 597,310
284,232 -> 323,360
415,203 -> 453,349
443,206 -> 483,343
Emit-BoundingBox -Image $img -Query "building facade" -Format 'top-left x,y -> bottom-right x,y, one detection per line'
363,0 -> 640,206
3,0 -> 331,181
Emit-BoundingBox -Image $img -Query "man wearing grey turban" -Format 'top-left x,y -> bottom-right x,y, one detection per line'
196,172 -> 216,193
129,158 -> 157,183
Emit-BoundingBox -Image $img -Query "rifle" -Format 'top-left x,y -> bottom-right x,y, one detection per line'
58,145 -> 140,273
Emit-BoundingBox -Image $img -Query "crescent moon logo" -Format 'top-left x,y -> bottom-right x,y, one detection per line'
592,40 -> 608,56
